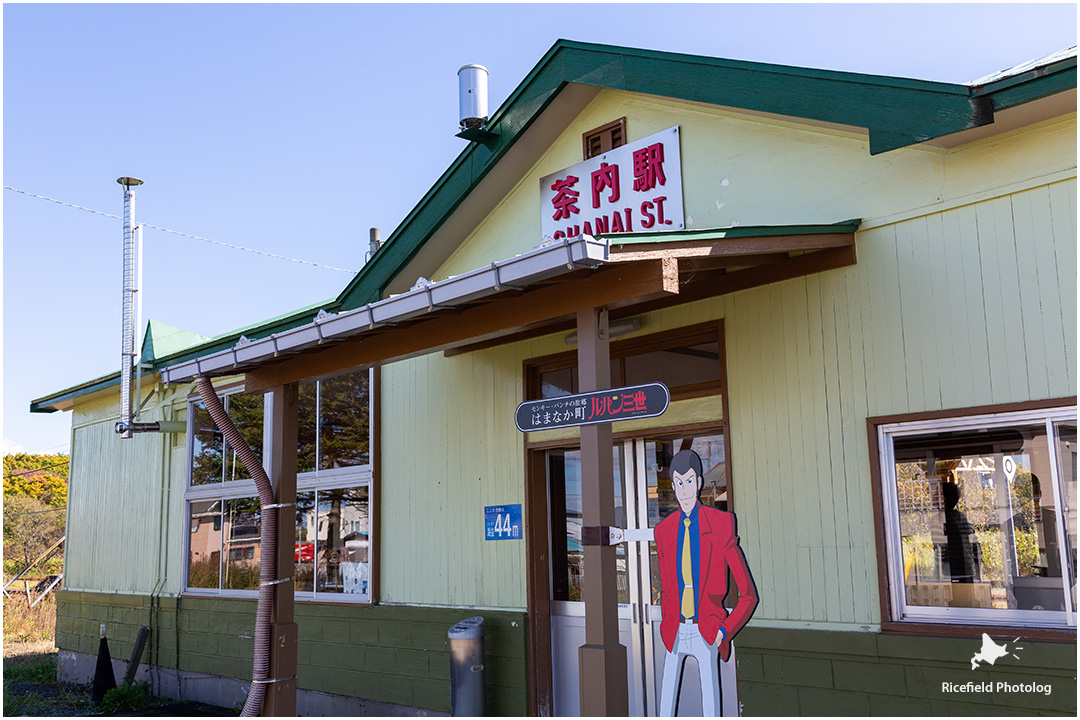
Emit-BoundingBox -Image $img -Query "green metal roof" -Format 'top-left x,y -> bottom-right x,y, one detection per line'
140,320 -> 211,364
333,39 -> 1076,314
30,301 -> 332,412
602,220 -> 862,246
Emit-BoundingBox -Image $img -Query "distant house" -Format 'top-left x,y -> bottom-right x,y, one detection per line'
33,41 -> 1076,716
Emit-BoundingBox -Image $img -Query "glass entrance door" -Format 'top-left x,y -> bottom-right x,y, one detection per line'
548,432 -> 738,716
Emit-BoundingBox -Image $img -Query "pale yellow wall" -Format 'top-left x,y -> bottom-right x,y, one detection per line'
381,174 -> 1076,622
65,384 -> 189,595
435,90 -> 1075,281
379,347 -> 727,609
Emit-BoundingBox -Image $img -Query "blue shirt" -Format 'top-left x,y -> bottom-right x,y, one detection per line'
676,502 -> 701,620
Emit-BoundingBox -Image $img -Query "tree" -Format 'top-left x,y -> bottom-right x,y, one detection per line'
3,452 -> 68,508
3,495 -> 63,572
4,452 -> 68,574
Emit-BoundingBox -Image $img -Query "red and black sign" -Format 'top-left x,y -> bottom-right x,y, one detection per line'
515,382 -> 670,432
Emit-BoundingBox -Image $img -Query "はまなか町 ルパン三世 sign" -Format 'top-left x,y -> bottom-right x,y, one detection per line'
515,382 -> 669,432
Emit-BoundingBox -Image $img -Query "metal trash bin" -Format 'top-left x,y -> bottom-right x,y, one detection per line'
448,616 -> 485,716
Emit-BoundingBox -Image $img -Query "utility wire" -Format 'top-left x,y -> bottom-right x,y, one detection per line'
4,507 -> 66,517
3,460 -> 70,479
4,186 -> 357,273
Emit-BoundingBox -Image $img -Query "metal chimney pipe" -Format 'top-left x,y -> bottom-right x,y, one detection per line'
116,177 -> 143,438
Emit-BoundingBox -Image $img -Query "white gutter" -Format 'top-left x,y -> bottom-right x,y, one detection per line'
159,235 -> 610,384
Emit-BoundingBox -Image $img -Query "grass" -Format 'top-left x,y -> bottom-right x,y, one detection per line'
3,592 -> 237,716
3,588 -> 57,641
3,593 -> 95,716
2,650 -> 94,717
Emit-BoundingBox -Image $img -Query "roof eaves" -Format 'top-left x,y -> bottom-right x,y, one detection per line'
971,54 -> 1077,113
151,298 -> 338,370
30,370 -> 123,413
30,298 -> 338,412
159,234 -> 611,385
602,220 -> 863,246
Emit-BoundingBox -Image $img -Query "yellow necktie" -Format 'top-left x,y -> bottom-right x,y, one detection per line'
681,517 -> 695,619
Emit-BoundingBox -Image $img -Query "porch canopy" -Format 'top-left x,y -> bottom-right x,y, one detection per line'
156,220 -> 857,715
158,221 -> 858,391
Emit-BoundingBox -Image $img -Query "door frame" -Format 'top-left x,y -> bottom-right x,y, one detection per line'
524,320 -> 731,715
527,424 -> 730,714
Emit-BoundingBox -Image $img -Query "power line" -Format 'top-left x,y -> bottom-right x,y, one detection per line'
4,185 -> 357,273
4,506 -> 66,517
3,460 -> 70,480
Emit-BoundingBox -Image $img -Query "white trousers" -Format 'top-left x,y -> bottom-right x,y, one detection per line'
659,620 -> 721,716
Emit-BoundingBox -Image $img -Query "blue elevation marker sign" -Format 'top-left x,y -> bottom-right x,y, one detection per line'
485,505 -> 522,540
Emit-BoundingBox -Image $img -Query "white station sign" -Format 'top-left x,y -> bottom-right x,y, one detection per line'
540,125 -> 684,241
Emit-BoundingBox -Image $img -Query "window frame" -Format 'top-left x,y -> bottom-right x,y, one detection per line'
182,368 -> 375,604
869,398 -> 1077,638
524,320 -> 725,403
582,117 -> 627,160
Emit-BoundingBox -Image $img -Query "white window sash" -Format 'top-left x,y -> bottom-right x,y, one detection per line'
879,405 -> 1078,628
183,368 -> 374,602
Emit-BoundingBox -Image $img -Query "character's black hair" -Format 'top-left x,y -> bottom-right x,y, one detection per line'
671,449 -> 704,484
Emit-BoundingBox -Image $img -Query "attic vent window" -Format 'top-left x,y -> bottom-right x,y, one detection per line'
583,117 -> 627,160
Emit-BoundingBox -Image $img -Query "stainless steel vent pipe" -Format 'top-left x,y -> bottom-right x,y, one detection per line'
116,177 -> 143,438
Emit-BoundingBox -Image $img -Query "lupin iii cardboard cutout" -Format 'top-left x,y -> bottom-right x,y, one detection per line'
655,449 -> 758,716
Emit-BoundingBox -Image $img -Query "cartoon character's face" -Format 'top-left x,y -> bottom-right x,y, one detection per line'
672,467 -> 702,515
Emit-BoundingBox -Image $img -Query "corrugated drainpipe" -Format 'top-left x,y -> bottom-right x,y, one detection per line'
194,375 -> 277,717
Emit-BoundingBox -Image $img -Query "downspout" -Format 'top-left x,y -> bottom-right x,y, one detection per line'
150,395 -> 175,695
193,376 -> 276,717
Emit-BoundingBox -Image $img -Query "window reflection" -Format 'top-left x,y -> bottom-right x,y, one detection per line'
188,500 -> 222,588
536,338 -> 722,400
316,487 -> 369,595
191,403 -> 223,486
624,341 -> 720,390
295,370 -> 371,475
294,491 -> 316,592
222,497 -> 261,590
1054,421 -> 1077,608
549,447 -> 628,604
297,383 -> 317,475
187,372 -> 372,600
224,394 -> 264,482
894,423 -> 1068,612
191,393 -> 264,485
319,373 -> 370,469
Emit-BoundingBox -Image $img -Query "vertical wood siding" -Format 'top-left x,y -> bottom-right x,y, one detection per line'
380,346 -> 533,609
65,389 -> 188,595
380,180 -> 1075,625
718,180 -> 1076,626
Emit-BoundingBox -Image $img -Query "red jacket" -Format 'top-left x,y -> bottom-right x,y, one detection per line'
655,503 -> 758,661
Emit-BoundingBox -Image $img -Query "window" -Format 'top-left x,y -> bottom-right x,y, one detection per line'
875,404 -> 1076,629
583,117 -> 627,160
185,368 -> 373,603
527,323 -> 723,402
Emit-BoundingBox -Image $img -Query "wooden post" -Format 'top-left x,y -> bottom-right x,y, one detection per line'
123,626 -> 151,685
265,383 -> 298,717
576,307 -> 629,716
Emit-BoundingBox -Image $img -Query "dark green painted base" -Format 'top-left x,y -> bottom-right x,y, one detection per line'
55,592 -> 1077,717
55,591 -> 527,715
735,627 -> 1077,717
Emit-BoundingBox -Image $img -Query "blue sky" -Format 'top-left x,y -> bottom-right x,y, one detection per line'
3,3 -> 1077,455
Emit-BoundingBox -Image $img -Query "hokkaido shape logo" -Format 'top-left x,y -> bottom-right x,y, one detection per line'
970,633 -> 1022,670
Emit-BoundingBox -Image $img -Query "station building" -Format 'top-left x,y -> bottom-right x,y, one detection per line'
33,41 -> 1077,716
